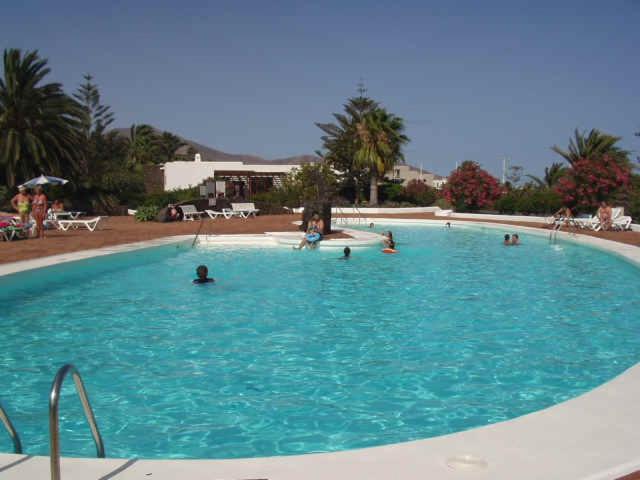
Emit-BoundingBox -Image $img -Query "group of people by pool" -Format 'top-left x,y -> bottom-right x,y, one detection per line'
552,201 -> 615,231
9,185 -> 52,239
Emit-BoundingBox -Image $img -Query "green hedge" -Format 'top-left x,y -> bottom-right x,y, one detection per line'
494,188 -> 562,215
137,187 -> 201,208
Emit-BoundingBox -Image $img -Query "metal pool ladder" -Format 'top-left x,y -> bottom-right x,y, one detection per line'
49,364 -> 105,480
0,402 -> 22,453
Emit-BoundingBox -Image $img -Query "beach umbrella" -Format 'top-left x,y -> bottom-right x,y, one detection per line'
18,174 -> 69,188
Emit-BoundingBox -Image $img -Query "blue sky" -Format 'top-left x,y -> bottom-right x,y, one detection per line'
2,1 -> 639,177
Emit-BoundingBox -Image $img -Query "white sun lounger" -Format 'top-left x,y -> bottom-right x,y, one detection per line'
204,209 -> 235,220
589,207 -> 624,232
57,217 -> 103,232
181,204 -> 204,221
612,215 -> 632,231
231,203 -> 260,218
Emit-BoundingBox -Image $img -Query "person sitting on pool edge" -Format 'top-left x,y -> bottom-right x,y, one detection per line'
193,265 -> 215,284
503,234 -> 511,245
295,212 -> 324,250
340,246 -> 351,259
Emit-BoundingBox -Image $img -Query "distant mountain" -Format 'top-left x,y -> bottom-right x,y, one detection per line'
112,127 -> 319,165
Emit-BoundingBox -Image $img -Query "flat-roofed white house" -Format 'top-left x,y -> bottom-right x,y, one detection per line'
387,164 -> 447,189
156,147 -> 317,199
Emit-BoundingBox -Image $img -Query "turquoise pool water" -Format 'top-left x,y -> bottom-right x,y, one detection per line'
1,224 -> 639,459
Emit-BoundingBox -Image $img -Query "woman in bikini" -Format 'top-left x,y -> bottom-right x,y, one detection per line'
597,201 -> 612,231
31,186 -> 48,239
11,186 -> 31,225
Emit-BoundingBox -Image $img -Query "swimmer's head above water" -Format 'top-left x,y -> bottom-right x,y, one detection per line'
194,265 -> 214,284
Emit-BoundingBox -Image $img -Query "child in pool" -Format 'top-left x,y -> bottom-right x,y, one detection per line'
193,265 -> 215,284
340,246 -> 351,259
503,234 -> 511,246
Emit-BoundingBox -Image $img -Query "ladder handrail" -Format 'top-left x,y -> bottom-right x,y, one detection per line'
0,402 -> 22,454
353,204 -> 364,225
49,364 -> 105,480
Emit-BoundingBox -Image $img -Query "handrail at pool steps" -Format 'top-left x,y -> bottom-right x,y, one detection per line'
0,401 -> 23,453
49,364 -> 105,480
335,205 -> 366,225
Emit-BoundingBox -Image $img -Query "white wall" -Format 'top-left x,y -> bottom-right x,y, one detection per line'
161,161 -> 300,191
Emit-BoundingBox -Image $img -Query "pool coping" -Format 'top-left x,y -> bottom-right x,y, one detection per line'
1,218 -> 640,479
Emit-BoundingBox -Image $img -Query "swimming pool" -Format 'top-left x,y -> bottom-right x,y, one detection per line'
1,224 -> 639,460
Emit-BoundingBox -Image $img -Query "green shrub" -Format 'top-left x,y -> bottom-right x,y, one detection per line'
135,205 -> 160,222
495,188 -> 562,215
403,180 -> 437,206
435,197 -> 452,210
137,187 -> 200,208
379,183 -> 404,203
253,189 -> 300,214
494,191 -> 519,214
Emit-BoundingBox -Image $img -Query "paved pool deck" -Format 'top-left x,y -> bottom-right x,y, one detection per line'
1,218 -> 639,479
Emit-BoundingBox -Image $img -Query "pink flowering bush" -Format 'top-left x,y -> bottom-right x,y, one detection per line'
555,155 -> 631,210
443,161 -> 502,211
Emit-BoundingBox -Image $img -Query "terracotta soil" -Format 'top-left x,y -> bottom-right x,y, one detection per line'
0,214 -> 351,264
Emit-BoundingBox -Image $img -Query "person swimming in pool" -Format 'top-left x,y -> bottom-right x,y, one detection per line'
511,233 -> 520,245
193,265 -> 215,284
340,246 -> 351,259
382,231 -> 396,249
503,234 -> 511,246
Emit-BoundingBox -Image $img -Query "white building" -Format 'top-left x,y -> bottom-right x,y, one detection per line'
387,164 -> 446,189
161,160 -> 298,191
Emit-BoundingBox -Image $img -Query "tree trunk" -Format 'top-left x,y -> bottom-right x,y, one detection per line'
301,202 -> 332,235
369,175 -> 378,205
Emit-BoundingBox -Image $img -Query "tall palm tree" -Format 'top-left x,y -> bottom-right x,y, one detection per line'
157,132 -> 186,163
552,129 -> 629,165
354,108 -> 409,205
0,48 -> 83,187
316,95 -> 379,203
526,162 -> 567,188
125,124 -> 158,167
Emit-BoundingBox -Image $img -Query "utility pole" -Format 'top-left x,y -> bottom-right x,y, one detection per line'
502,156 -> 509,184
357,77 -> 367,97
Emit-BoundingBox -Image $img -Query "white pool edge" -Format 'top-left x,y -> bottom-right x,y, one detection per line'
1,218 -> 640,480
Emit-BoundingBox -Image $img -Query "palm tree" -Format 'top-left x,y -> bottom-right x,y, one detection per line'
552,129 -> 629,165
316,95 -> 379,203
526,162 -> 567,188
354,108 -> 409,205
125,124 -> 158,167
0,48 -> 83,187
157,132 -> 186,163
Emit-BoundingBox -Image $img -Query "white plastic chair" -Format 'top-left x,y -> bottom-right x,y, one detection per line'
180,205 -> 204,221
204,209 -> 235,220
231,203 -> 260,218
57,217 -> 103,232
